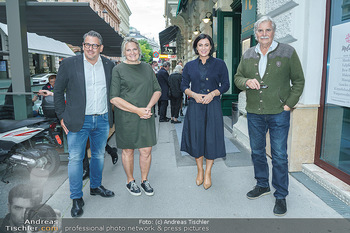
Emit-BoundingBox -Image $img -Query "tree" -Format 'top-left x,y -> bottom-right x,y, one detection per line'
138,39 -> 153,63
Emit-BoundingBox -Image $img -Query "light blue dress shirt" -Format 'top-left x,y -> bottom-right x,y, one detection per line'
255,40 -> 278,79
83,55 -> 107,115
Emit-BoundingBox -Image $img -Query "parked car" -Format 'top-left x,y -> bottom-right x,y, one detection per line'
31,73 -> 56,85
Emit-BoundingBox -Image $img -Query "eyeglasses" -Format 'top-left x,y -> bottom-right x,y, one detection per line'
83,43 -> 101,50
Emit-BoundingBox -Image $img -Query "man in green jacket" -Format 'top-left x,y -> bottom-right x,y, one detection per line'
234,16 -> 305,216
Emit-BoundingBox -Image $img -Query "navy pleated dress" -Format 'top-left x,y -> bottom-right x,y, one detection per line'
180,56 -> 230,160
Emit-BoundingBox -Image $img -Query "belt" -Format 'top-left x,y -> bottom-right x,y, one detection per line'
87,113 -> 105,116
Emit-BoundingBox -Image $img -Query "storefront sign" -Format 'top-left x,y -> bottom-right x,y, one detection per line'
159,54 -> 169,59
241,0 -> 257,40
161,46 -> 176,55
327,21 -> 350,108
159,54 -> 176,59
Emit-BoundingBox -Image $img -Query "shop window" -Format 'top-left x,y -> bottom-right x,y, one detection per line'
342,0 -> 350,20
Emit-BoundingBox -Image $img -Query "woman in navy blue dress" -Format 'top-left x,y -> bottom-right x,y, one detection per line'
180,34 -> 230,190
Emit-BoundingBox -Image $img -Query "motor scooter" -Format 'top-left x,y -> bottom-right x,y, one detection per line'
0,95 -> 61,183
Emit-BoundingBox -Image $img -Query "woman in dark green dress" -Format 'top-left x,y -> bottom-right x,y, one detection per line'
110,38 -> 161,196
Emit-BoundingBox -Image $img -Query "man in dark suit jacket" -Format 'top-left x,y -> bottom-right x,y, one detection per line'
54,31 -> 115,218
157,61 -> 171,122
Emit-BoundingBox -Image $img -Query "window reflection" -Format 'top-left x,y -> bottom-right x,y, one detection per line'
342,0 -> 350,20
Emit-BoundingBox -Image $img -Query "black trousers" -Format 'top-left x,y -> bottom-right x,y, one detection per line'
159,100 -> 169,120
157,101 -> 161,115
170,97 -> 182,118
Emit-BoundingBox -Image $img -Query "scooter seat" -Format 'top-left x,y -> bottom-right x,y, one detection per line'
0,117 -> 48,133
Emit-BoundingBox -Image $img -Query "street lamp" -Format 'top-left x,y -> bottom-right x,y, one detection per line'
101,9 -> 108,20
193,26 -> 200,35
202,12 -> 212,24
188,37 -> 192,43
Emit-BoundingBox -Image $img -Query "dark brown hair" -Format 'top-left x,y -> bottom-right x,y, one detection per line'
193,34 -> 215,56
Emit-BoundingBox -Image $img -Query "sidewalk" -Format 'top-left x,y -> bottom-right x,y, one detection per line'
45,113 -> 348,219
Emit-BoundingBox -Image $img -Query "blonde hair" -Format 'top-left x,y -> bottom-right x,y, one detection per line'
121,37 -> 141,61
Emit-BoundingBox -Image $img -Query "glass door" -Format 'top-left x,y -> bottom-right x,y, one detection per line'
316,0 -> 350,184
216,10 -> 241,115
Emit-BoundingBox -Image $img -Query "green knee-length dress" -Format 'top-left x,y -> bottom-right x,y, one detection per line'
110,62 -> 161,149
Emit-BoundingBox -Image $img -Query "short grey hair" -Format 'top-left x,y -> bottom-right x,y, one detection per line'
173,65 -> 183,74
83,30 -> 103,45
162,61 -> 170,68
121,37 -> 141,61
254,16 -> 276,40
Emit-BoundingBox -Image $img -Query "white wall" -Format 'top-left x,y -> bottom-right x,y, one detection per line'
292,0 -> 327,105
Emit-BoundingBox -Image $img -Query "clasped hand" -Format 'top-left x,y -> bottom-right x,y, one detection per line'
193,93 -> 214,105
137,107 -> 152,119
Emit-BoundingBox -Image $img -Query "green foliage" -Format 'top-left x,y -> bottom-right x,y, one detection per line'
139,39 -> 153,62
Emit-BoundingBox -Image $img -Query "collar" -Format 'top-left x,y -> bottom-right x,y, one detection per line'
83,54 -> 102,64
197,56 -> 213,64
255,40 -> 278,55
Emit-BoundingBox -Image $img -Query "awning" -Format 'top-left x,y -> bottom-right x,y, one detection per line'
0,23 -> 75,58
176,0 -> 188,16
0,2 -> 123,57
159,26 -> 179,47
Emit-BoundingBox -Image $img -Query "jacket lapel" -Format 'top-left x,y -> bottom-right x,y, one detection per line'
75,55 -> 87,102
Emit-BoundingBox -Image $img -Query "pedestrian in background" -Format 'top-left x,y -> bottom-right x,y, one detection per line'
151,60 -> 158,74
157,61 -> 171,122
54,30 -> 115,218
168,64 -> 183,123
177,60 -> 185,116
151,60 -> 159,117
234,16 -> 305,216
42,75 -> 56,92
110,37 -> 161,196
181,34 -> 230,190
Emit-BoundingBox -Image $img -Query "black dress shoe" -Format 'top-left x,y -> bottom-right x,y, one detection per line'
82,169 -> 89,180
111,154 -> 118,165
273,198 -> 287,216
90,185 -> 115,197
106,146 -> 118,165
71,198 -> 84,217
173,120 -> 182,124
159,119 -> 170,122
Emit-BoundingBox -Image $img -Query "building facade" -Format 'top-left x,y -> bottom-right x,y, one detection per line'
117,0 -> 131,37
43,0 -> 121,32
165,0 -> 350,204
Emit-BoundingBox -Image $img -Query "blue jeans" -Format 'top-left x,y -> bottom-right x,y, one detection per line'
67,113 -> 109,199
247,111 -> 290,199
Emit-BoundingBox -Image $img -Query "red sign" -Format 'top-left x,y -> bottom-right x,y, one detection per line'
153,51 -> 159,58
